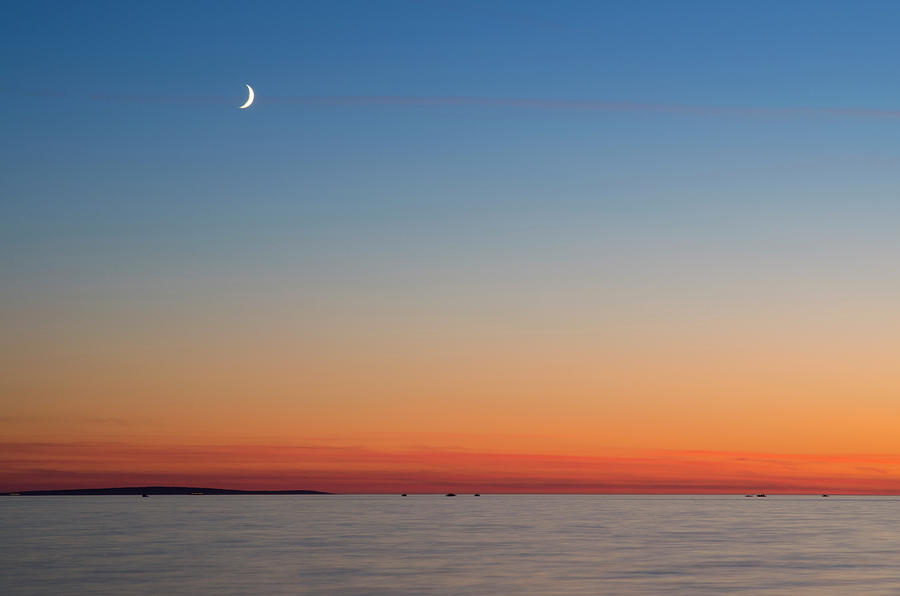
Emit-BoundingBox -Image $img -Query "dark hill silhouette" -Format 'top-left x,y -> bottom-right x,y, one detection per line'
2,486 -> 331,496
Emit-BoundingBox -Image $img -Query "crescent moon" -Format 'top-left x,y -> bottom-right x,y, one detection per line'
239,84 -> 254,109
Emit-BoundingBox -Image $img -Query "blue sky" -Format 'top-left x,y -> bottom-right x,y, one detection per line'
5,1 -> 900,283
4,0 -> 900,373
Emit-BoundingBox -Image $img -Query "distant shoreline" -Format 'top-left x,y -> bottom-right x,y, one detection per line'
1,486 -> 331,496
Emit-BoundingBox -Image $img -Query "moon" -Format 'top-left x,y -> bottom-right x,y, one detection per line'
239,84 -> 254,109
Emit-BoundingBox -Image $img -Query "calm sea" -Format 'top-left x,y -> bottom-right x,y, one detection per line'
4,495 -> 900,595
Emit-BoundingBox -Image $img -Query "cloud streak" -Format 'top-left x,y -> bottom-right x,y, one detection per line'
15,88 -> 900,120
262,95 -> 900,120
5,441 -> 900,494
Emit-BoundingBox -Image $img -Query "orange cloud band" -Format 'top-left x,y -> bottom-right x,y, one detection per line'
5,442 -> 900,494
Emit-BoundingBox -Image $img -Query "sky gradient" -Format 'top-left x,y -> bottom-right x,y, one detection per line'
4,1 -> 900,493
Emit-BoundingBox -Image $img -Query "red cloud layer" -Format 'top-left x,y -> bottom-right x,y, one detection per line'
4,442 -> 900,494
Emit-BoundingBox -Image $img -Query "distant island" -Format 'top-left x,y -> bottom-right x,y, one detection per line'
1,486 -> 331,496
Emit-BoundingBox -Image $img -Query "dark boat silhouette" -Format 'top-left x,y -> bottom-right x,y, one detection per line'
756,494 -> 767,497
445,493 -> 456,497
141,494 -> 149,498
401,493 -> 408,497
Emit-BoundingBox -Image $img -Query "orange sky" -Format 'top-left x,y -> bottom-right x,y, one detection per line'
4,275 -> 900,493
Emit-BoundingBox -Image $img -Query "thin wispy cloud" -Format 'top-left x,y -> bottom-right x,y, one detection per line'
265,95 -> 900,120
16,88 -> 900,120
7,441 -> 900,493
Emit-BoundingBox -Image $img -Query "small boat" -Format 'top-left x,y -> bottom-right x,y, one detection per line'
473,494 -> 481,497
756,494 -> 767,498
141,494 -> 149,498
400,493 -> 408,497
822,494 -> 829,497
445,493 -> 456,497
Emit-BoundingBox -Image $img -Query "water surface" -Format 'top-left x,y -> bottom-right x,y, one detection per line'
4,495 -> 900,595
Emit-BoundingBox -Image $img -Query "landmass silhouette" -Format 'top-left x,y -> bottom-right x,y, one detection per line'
1,486 -> 331,496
